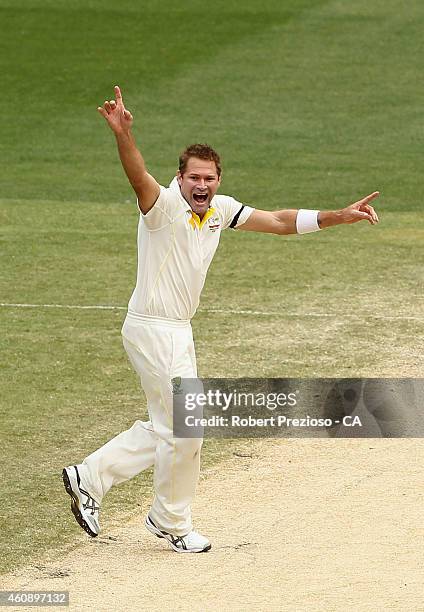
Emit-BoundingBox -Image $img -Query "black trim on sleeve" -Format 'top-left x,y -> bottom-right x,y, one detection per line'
229,205 -> 245,229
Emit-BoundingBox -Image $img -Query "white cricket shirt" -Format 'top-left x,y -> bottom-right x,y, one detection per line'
127,178 -> 254,321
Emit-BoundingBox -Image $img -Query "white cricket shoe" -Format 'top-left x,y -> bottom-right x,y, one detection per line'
145,515 -> 211,553
62,465 -> 100,537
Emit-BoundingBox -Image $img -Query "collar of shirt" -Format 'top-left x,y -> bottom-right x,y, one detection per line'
168,176 -> 216,229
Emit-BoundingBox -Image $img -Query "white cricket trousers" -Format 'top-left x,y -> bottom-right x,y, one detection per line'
80,312 -> 202,536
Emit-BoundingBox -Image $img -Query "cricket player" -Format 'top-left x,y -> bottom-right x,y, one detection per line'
63,86 -> 379,553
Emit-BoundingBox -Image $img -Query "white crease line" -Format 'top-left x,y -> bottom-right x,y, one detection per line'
0,303 -> 126,311
0,303 -> 422,321
205,307 -> 335,317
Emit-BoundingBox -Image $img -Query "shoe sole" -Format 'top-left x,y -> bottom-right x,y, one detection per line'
62,468 -> 98,538
145,517 -> 211,553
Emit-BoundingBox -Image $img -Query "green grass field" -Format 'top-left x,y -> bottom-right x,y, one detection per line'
1,0 -> 423,574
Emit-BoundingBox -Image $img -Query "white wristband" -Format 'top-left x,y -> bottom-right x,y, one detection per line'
296,209 -> 320,234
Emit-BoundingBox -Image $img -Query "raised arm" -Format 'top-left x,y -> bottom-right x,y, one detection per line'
237,192 -> 380,234
97,86 -> 160,214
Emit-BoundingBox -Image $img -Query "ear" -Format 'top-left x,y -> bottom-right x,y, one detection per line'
217,172 -> 222,187
177,171 -> 183,186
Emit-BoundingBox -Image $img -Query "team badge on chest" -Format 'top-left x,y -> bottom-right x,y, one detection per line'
207,215 -> 221,232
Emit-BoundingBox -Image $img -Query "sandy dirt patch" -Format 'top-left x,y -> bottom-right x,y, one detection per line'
1,438 -> 422,611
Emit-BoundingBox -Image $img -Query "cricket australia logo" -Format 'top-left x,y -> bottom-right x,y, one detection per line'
208,215 -> 221,232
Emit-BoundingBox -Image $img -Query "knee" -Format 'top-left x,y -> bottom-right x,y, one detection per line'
175,436 -> 203,458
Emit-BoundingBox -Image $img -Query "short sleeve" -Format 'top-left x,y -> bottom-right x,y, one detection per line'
215,195 -> 255,230
138,186 -> 175,230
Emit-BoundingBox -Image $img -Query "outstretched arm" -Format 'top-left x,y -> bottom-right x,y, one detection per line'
98,86 -> 160,214
238,192 -> 380,234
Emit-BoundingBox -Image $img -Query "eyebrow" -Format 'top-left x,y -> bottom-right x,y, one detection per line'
188,173 -> 216,178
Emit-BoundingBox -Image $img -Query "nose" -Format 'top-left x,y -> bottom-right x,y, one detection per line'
198,179 -> 206,189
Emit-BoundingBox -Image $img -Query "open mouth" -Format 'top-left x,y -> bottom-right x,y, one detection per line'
193,193 -> 208,204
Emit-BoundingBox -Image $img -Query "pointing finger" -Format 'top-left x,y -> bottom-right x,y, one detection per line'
362,191 -> 380,204
115,85 -> 123,104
